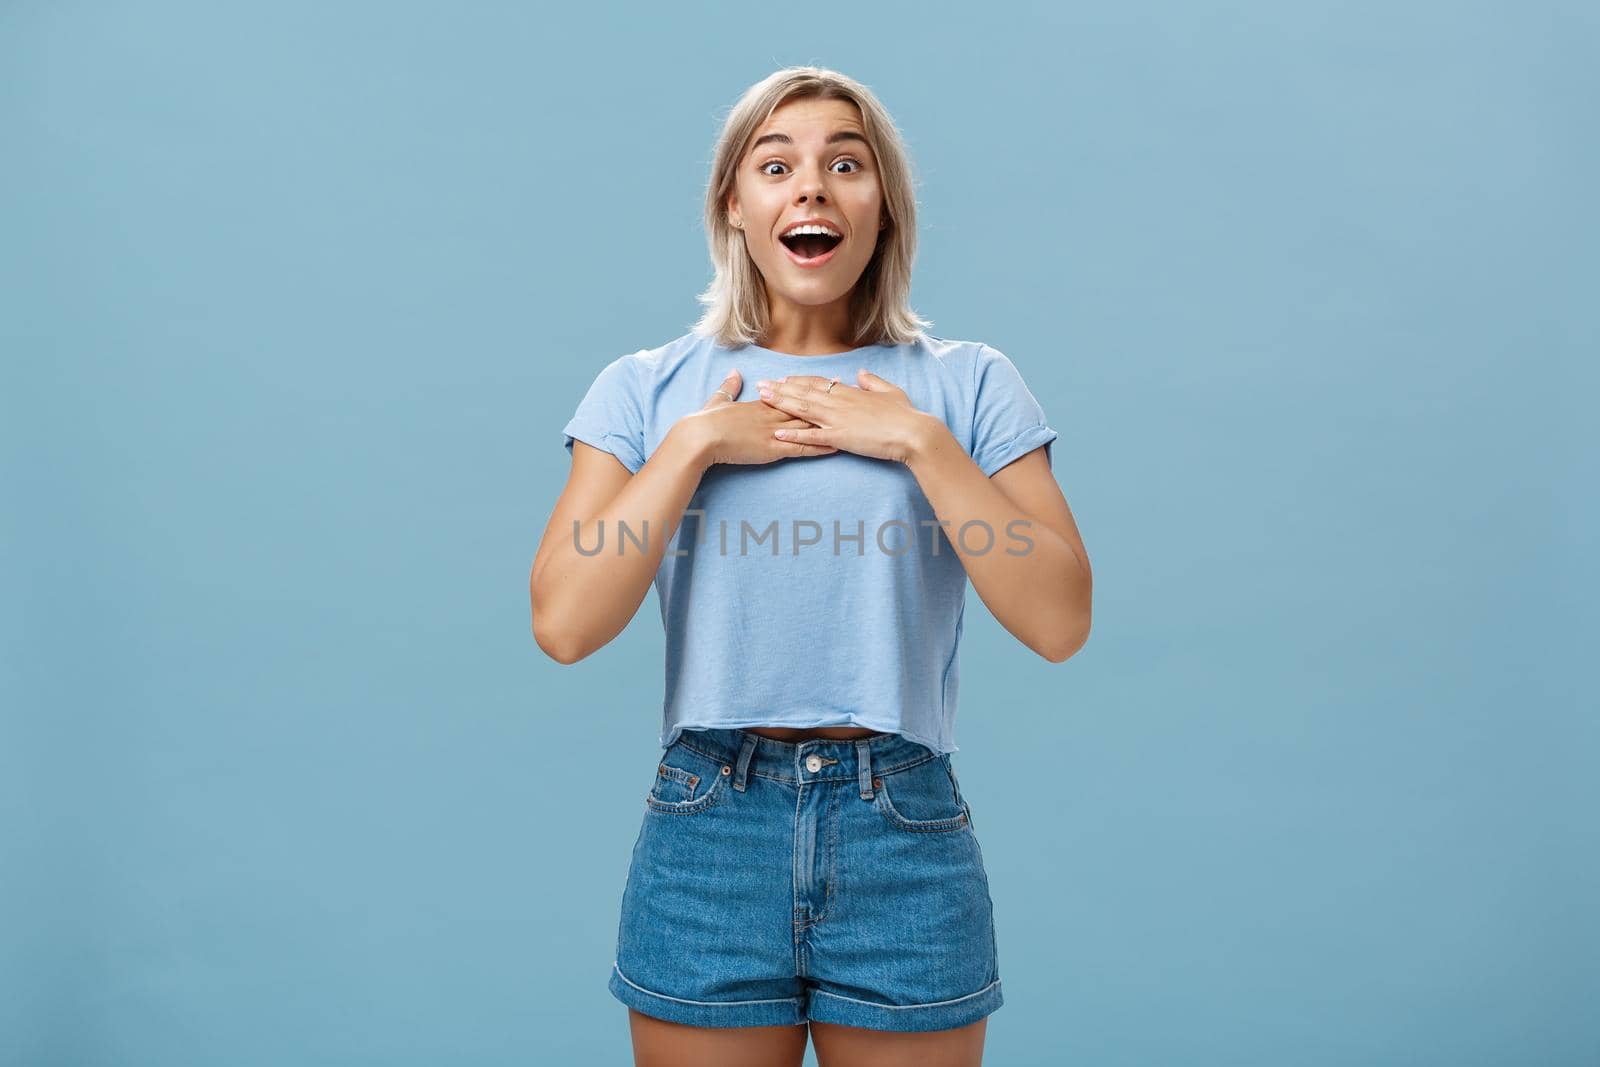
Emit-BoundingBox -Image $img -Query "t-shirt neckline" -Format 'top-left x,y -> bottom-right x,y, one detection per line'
736,341 -> 893,361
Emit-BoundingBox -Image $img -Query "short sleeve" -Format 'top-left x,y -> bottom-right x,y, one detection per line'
969,343 -> 1059,476
561,354 -> 647,474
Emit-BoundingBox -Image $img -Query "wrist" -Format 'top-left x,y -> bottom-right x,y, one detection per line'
665,415 -> 717,475
901,412 -> 954,468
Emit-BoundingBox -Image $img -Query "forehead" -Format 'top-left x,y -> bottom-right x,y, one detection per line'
753,96 -> 865,139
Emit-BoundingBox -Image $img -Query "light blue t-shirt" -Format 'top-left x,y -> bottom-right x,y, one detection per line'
560,330 -> 1058,754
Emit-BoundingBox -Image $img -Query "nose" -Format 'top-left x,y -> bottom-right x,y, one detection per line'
795,167 -> 828,206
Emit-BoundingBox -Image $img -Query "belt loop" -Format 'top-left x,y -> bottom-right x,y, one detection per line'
733,732 -> 759,792
856,738 -> 874,800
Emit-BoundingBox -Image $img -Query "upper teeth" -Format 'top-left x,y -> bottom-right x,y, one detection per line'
782,223 -> 841,239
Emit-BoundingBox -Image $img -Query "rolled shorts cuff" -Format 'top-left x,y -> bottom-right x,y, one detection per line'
805,978 -> 1004,1033
609,961 -> 806,1029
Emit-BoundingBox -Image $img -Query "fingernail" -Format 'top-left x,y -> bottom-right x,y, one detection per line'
755,379 -> 773,389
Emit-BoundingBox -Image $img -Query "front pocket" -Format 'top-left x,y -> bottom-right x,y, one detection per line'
644,744 -> 731,816
873,755 -> 971,833
649,762 -> 702,804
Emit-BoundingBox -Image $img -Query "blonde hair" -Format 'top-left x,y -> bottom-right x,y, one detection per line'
691,66 -> 933,349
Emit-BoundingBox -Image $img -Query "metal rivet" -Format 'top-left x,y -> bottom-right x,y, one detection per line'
721,766 -> 731,775
873,778 -> 882,789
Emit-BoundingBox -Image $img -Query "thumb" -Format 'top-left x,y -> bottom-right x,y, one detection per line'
856,368 -> 890,391
705,370 -> 741,408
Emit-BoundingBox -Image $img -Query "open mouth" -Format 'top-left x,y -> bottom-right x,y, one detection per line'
779,232 -> 844,263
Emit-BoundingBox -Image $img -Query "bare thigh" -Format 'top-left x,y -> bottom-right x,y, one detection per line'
811,1017 -> 989,1067
626,1008 -> 809,1067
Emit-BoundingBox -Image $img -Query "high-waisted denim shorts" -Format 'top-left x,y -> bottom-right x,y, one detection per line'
608,727 -> 1003,1032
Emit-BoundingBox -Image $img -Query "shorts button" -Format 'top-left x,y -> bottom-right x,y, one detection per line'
805,754 -> 822,773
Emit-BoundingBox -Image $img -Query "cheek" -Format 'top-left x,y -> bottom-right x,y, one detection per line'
850,199 -> 885,243
851,218 -> 884,258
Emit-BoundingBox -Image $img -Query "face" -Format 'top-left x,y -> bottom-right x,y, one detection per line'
725,97 -> 887,322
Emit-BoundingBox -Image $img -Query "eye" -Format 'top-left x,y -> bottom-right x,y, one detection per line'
759,156 -> 865,177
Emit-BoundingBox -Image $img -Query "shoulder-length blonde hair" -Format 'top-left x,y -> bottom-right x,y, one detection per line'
691,67 -> 932,349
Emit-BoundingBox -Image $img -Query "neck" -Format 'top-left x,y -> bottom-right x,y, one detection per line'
760,293 -> 855,355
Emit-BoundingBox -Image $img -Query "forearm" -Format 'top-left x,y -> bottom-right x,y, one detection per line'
904,417 -> 1091,662
533,423 -> 709,662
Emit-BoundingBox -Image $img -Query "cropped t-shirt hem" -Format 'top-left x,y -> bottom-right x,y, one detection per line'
665,719 -> 956,756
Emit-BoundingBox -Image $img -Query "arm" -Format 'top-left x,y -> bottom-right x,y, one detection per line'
904,417 -> 1092,663
750,366 -> 1091,662
531,368 -> 833,664
529,421 -> 711,664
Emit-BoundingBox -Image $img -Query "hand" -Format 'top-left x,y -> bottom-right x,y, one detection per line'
754,370 -> 932,464
677,370 -> 841,468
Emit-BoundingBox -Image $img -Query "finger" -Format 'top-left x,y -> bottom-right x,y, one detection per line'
760,387 -> 823,418
781,374 -> 853,387
759,376 -> 839,400
752,377 -> 819,390
704,370 -> 742,408
855,368 -> 896,392
781,443 -> 839,457
773,426 -> 830,446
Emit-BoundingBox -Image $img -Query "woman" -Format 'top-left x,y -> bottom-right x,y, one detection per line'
530,66 -> 1092,1066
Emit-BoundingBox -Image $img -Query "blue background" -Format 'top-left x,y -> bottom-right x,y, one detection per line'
3,2 -> 1594,1064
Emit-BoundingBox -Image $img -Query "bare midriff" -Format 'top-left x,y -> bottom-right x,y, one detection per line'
743,726 -> 886,743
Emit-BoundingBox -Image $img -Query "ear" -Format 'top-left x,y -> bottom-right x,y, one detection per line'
726,193 -> 740,229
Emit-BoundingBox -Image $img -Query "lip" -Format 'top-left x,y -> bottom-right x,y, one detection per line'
780,216 -> 845,238
781,238 -> 841,269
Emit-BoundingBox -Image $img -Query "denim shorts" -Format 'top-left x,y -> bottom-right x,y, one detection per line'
607,727 -> 1003,1033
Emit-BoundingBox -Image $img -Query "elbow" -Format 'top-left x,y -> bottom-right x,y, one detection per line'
537,630 -> 588,662
1038,616 -> 1091,664
1041,585 -> 1093,663
533,619 -> 588,665
530,589 -> 590,665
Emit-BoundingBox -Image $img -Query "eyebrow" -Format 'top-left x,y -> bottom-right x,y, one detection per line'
748,130 -> 871,155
